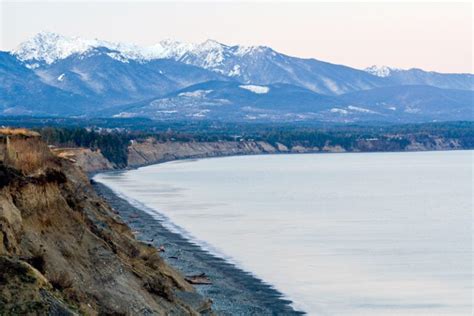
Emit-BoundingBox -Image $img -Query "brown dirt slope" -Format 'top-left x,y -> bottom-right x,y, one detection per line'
0,131 -> 211,315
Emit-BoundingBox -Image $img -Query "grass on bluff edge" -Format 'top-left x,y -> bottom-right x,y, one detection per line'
0,128 -> 40,137
0,128 -> 57,174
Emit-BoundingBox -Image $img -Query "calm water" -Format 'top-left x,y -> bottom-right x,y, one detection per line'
94,151 -> 472,315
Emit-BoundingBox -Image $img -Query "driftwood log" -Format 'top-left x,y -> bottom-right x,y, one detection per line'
185,273 -> 212,285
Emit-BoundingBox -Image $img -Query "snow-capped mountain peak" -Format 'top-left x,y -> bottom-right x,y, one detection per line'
234,44 -> 272,57
13,32 -> 241,67
199,39 -> 226,51
149,39 -> 195,59
364,65 -> 396,77
13,32 -> 390,95
180,39 -> 229,68
13,31 -> 99,64
13,32 -> 278,75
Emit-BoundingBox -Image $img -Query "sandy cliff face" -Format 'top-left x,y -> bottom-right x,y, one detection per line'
0,130 -> 211,315
127,139 -> 279,167
52,147 -> 116,173
57,134 -> 465,174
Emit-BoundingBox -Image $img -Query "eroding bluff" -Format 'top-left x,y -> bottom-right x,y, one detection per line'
0,129 -> 212,315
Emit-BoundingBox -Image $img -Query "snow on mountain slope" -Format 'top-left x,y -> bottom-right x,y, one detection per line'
365,65 -> 395,77
105,81 -> 474,123
6,32 -> 473,120
239,85 -> 270,94
33,49 -> 228,107
107,80 -> 343,121
12,32 -> 152,65
339,85 -> 474,121
14,32 -> 244,67
13,32 -> 386,95
364,65 -> 474,91
14,32 -> 97,65
0,51 -> 94,115
13,33 -> 229,107
173,42 -> 386,95
14,32 -> 474,95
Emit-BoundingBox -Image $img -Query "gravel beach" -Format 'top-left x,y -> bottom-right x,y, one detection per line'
93,181 -> 304,315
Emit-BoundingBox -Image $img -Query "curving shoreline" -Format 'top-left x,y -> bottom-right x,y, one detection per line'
83,141 -> 472,315
93,180 -> 304,315
92,151 -> 473,315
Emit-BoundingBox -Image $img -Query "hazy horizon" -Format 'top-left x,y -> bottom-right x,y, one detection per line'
1,1 -> 472,73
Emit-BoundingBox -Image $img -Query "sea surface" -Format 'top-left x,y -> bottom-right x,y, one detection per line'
94,151 -> 473,315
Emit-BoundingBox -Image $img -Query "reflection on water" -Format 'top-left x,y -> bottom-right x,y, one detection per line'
95,151 -> 472,316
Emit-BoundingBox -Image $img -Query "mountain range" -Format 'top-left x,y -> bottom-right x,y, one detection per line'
1,31 -> 473,123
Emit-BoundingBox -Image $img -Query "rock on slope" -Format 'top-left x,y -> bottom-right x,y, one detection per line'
0,129 -> 211,315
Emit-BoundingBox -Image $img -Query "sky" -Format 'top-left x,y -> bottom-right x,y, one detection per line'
0,1 -> 472,73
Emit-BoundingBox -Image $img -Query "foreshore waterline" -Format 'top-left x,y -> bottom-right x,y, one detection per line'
93,150 -> 472,315
87,151 -> 335,315
92,180 -> 305,315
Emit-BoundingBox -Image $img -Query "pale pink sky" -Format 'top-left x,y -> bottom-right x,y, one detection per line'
1,1 -> 472,73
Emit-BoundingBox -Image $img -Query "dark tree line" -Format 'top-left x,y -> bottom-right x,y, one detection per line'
30,121 -> 474,166
39,128 -> 130,166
